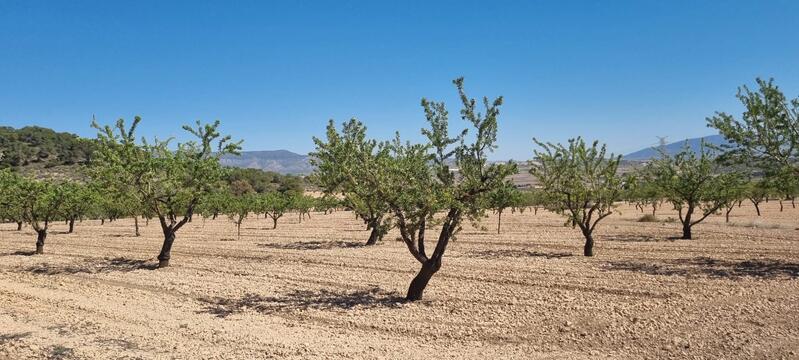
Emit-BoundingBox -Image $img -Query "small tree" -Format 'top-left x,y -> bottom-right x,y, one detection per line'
719,173 -> 748,223
92,117 -> 240,267
311,119 -> 393,245
317,78 -> 516,300
745,179 -> 771,216
485,181 -> 523,234
260,191 -> 291,229
291,193 -> 315,223
225,193 -> 254,239
60,181 -> 99,233
12,176 -> 67,254
0,169 -> 25,230
650,144 -> 737,239
530,138 -> 622,256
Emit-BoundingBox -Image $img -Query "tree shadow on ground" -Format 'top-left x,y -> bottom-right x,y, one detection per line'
604,257 -> 799,279
3,250 -> 37,256
256,240 -> 367,250
0,331 -> 32,344
604,234 -> 674,242
469,249 -> 573,259
198,286 -> 405,318
23,257 -> 158,275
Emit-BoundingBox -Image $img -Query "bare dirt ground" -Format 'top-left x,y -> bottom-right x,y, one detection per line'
1,202 -> 798,359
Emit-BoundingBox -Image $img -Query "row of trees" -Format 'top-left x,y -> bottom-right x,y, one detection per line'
2,77 -> 795,302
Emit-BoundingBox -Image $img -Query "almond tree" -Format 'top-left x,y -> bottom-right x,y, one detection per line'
317,78 -> 516,300
530,138 -> 623,256
92,117 -> 240,267
708,78 -> 799,175
259,191 -> 291,229
0,169 -> 25,230
7,175 -> 68,254
60,181 -> 100,233
486,181 -> 523,234
311,120 -> 392,245
746,178 -> 771,216
650,144 -> 738,239
225,193 -> 254,239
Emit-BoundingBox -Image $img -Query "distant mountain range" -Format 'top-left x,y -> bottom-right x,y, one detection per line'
220,150 -> 313,175
623,134 -> 728,161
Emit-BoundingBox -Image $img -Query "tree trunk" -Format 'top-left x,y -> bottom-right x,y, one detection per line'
779,200 -> 784,212
497,210 -> 502,234
134,216 -> 140,237
272,218 -> 278,229
35,229 -> 46,254
101,219 -> 105,225
68,218 -> 75,233
651,204 -> 657,216
16,221 -> 22,231
682,223 -> 692,240
406,257 -> 442,301
157,230 -> 176,268
583,233 -> 594,257
725,207 -> 732,223
754,203 -> 761,216
212,212 -> 218,220
237,222 -> 241,240
366,224 -> 380,245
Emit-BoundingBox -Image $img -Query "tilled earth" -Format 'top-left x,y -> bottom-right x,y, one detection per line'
1,203 -> 797,359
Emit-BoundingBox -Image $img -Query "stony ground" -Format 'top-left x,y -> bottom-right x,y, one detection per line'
1,202 -> 797,359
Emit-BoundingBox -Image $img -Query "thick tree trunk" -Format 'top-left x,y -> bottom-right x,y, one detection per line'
366,224 -> 380,245
583,233 -> 594,257
16,221 -> 22,231
68,218 -> 75,233
157,231 -> 176,268
682,223 -> 692,240
134,216 -> 140,237
35,229 -> 46,254
406,257 -> 442,301
212,213 -> 218,220
101,219 -> 105,225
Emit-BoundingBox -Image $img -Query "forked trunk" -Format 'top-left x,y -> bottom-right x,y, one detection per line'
157,230 -> 176,268
725,207 -> 733,223
68,218 -> 75,233
35,229 -> 47,254
406,257 -> 442,301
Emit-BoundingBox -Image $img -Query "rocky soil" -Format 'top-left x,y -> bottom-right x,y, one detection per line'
1,203 -> 797,359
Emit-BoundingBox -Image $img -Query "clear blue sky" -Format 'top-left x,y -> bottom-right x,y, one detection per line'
1,0 -> 798,160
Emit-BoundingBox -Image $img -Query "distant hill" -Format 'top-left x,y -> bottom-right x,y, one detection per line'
220,150 -> 313,175
0,126 -> 95,169
624,134 -> 728,161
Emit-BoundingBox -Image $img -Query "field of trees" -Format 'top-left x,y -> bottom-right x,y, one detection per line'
1,78 -> 798,358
